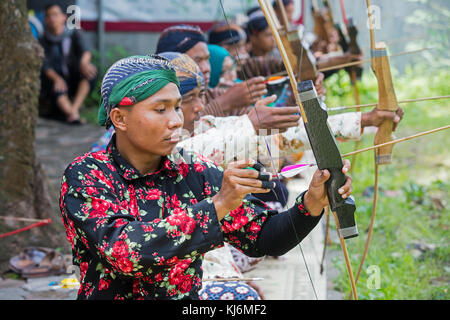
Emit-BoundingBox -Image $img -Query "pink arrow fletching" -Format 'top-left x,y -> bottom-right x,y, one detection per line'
277,164 -> 316,178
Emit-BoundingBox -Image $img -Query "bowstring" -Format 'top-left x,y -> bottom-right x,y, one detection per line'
218,0 -> 318,300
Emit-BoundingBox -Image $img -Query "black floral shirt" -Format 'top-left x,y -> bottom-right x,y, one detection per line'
59,134 -> 322,300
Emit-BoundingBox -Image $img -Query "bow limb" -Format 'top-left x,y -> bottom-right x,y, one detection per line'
259,0 -> 358,300
370,42 -> 399,164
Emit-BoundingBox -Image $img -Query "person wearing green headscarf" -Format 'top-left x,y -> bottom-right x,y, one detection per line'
60,54 -> 353,300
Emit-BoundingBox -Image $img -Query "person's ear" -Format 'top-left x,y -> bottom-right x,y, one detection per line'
110,107 -> 128,131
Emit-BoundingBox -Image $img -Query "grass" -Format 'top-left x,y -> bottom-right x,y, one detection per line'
325,64 -> 450,300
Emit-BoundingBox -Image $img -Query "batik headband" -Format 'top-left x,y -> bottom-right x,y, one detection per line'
158,52 -> 205,95
155,25 -> 207,54
97,55 -> 180,127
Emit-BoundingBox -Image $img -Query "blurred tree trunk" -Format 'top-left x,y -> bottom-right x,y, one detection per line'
0,0 -> 67,271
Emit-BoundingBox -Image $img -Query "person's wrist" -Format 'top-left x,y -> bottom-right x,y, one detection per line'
361,112 -> 369,128
303,191 -> 325,216
212,194 -> 228,220
248,110 -> 259,132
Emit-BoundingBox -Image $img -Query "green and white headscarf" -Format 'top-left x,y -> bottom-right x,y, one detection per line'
98,55 -> 180,127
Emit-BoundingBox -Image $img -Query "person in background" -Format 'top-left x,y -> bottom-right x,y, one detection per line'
207,44 -> 237,90
208,21 -> 249,61
245,10 -> 277,58
155,24 -> 267,117
273,0 -> 295,25
39,3 -> 97,124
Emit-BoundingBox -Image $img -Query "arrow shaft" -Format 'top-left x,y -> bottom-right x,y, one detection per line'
329,95 -> 450,111
318,47 -> 431,73
342,125 -> 450,158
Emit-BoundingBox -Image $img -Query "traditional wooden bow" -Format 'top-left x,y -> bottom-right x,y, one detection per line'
260,0 -> 359,300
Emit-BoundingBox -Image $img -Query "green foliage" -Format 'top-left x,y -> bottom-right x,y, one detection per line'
405,0 -> 450,66
325,62 -> 450,300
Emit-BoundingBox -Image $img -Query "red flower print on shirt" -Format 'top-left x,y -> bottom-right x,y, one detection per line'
180,216 -> 196,235
91,151 -> 109,162
60,181 -> 68,199
229,205 -> 245,218
166,208 -> 196,235
113,218 -> 128,228
178,274 -> 192,293
247,221 -> 261,234
127,185 -> 140,218
99,278 -> 111,291
168,258 -> 191,286
231,215 -> 249,230
168,194 -> 181,208
178,162 -> 190,178
90,169 -> 115,190
112,240 -> 129,258
194,162 -> 206,173
86,187 -> 98,196
298,202 -> 310,216
116,257 -> 134,273
203,182 -> 212,196
90,198 -> 110,218
141,224 -> 154,232
145,189 -> 162,200
106,163 -> 117,172
167,208 -> 186,226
